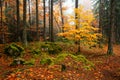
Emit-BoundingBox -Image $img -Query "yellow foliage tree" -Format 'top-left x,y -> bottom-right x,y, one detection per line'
58,5 -> 101,47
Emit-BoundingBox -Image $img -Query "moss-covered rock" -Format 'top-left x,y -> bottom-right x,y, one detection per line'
24,59 -> 35,66
40,58 -> 53,65
41,42 -> 62,54
4,43 -> 24,58
31,49 -> 41,55
10,58 -> 25,66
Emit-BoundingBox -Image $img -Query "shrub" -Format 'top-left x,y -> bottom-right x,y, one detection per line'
4,43 -> 24,58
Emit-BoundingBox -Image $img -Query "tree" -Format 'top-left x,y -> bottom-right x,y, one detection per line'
16,0 -> 20,41
43,0 -> 46,41
48,0 -> 51,41
23,0 -> 27,46
75,0 -> 80,53
75,0 -> 78,29
36,0 -> 39,41
0,0 -> 5,43
28,0 -> 31,26
50,0 -> 54,42
58,6 -> 101,49
107,0 -> 115,55
60,0 -> 64,33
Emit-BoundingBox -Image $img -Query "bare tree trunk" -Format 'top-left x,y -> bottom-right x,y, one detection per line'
60,0 -> 64,33
98,0 -> 104,47
49,0 -> 51,41
50,0 -> 54,42
43,0 -> 46,41
16,0 -> 20,41
75,0 -> 78,29
107,0 -> 115,55
0,0 -> 4,44
23,0 -> 27,46
36,0 -> 39,41
28,0 -> 31,26
75,0 -> 80,53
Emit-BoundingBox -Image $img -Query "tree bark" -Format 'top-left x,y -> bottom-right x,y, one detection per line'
23,0 -> 27,46
50,0 -> 54,42
49,0 -> 51,41
36,0 -> 39,41
60,0 -> 64,33
0,0 -> 4,43
43,0 -> 46,41
107,0 -> 115,55
28,0 -> 31,26
75,0 -> 80,53
16,0 -> 20,41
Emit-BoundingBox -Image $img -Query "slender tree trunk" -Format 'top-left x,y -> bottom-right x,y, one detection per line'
60,0 -> 64,33
49,0 -> 51,41
75,0 -> 78,29
107,0 -> 115,55
36,0 -> 39,41
98,0 -> 104,47
75,0 -> 80,53
43,0 -> 46,41
5,1 -> 8,23
28,0 -> 31,26
50,0 -> 54,42
16,0 -> 20,41
23,0 -> 27,46
0,0 -> 4,44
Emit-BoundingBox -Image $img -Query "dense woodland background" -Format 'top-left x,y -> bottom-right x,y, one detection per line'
0,0 -> 119,54
0,0 -> 120,79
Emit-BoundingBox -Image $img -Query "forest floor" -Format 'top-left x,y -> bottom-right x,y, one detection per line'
0,42 -> 120,80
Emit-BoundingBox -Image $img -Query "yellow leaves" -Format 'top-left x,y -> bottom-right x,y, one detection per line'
75,35 -> 81,40
57,5 -> 102,47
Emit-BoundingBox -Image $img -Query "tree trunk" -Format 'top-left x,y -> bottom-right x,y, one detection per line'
49,0 -> 51,41
107,0 -> 115,55
43,0 -> 46,41
16,0 -> 20,41
23,0 -> 27,46
0,0 -> 4,44
75,0 -> 80,53
75,0 -> 78,29
50,0 -> 54,42
36,0 -> 39,41
98,0 -> 104,47
60,0 -> 64,33
28,0 -> 31,26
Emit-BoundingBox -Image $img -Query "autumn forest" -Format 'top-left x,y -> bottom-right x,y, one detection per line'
0,0 -> 120,80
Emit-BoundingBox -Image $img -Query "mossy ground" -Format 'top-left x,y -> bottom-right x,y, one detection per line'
0,42 -> 120,80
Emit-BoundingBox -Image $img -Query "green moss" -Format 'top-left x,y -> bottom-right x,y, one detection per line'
40,58 -> 54,65
24,59 -> 35,66
10,58 -> 25,66
55,53 -> 94,70
4,43 -> 24,58
41,42 -> 62,54
31,49 -> 41,55
55,53 -> 68,63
